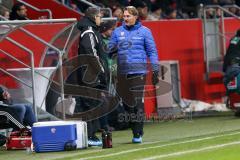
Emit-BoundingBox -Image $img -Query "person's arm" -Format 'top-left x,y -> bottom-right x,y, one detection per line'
80,32 -> 98,56
144,28 -> 160,84
80,31 -> 105,72
222,54 -> 228,72
108,30 -> 118,58
144,28 -> 159,71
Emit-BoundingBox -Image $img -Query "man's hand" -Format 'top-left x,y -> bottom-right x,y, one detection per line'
2,91 -> 11,100
152,71 -> 159,85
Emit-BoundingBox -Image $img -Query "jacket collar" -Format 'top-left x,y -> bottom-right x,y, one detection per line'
123,20 -> 142,31
77,17 -> 98,31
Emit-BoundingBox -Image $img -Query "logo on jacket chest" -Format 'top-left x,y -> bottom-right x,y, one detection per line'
119,32 -> 142,40
119,32 -> 125,40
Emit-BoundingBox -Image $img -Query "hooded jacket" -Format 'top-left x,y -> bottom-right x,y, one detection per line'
109,21 -> 159,74
77,17 -> 102,56
77,17 -> 108,89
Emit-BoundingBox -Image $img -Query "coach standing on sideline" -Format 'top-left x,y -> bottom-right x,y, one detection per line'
77,7 -> 109,147
108,6 -> 159,143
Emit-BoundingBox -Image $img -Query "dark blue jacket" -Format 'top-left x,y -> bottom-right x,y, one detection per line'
109,21 -> 159,74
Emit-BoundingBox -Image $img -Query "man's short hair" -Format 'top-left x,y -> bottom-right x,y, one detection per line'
124,6 -> 139,16
11,2 -> 25,13
84,7 -> 101,21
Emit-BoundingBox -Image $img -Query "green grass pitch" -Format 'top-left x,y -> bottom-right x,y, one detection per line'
1,115 -> 240,160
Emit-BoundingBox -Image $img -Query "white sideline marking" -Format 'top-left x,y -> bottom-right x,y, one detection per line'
45,150 -> 102,160
78,131 -> 240,160
141,141 -> 240,160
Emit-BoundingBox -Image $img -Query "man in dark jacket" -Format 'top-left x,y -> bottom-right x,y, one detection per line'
223,29 -> 240,86
77,7 -> 108,88
76,7 -> 108,147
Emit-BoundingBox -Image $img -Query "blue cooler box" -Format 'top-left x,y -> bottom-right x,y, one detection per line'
32,121 -> 77,152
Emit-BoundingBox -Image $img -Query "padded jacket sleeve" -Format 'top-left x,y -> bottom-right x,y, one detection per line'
144,28 -> 159,72
79,32 -> 98,56
108,30 -> 118,57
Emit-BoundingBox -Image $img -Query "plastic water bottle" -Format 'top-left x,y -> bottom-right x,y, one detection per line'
107,132 -> 112,148
102,131 -> 108,149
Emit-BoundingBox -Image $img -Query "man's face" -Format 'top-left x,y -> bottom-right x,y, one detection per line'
17,5 -> 27,18
123,10 -> 137,26
4,11 -> 10,19
95,13 -> 102,26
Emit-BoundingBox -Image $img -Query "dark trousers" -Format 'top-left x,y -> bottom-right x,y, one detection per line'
0,105 -> 26,130
122,98 -> 144,136
10,104 -> 36,127
223,65 -> 240,86
99,115 -> 108,130
78,97 -> 100,137
117,74 -> 146,137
